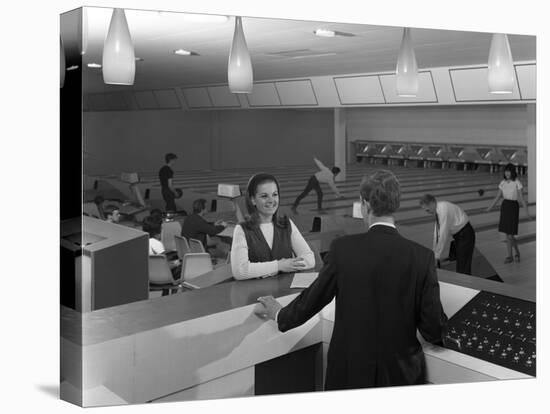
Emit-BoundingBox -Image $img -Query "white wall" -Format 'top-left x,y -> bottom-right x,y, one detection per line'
83,108 -> 334,175
346,104 -> 530,146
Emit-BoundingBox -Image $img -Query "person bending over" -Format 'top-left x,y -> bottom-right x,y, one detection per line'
231,173 -> 315,280
291,157 -> 345,214
420,194 -> 476,275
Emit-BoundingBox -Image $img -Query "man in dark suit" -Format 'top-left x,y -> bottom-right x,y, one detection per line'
181,198 -> 230,259
256,170 -> 447,390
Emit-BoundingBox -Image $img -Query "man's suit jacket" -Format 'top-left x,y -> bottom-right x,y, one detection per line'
277,224 -> 447,390
181,213 -> 225,248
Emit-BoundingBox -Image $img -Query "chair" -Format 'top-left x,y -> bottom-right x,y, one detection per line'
83,202 -> 101,219
148,255 -> 182,296
161,221 -> 182,252
307,239 -> 324,268
189,238 -> 206,253
174,235 -> 191,260
181,253 -> 214,281
311,216 -> 321,233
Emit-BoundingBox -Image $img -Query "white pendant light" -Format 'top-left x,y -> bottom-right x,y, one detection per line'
395,27 -> 419,97
60,36 -> 65,88
102,8 -> 135,85
228,16 -> 253,94
488,33 -> 515,94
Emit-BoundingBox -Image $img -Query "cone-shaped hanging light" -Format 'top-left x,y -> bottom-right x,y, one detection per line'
60,36 -> 66,88
102,8 -> 135,85
228,16 -> 253,93
395,27 -> 418,97
488,33 -> 515,94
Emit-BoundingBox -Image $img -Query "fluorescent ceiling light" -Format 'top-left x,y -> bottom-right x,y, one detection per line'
88,63 -> 102,68
314,29 -> 336,38
174,49 -> 192,56
181,13 -> 229,23
173,49 -> 199,56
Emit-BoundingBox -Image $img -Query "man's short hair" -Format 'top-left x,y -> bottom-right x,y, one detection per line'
331,166 -> 341,175
165,153 -> 177,163
359,170 -> 400,216
103,204 -> 119,217
419,194 -> 437,206
192,198 -> 207,214
142,215 -> 162,237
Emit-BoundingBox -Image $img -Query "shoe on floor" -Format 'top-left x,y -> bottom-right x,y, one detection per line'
504,256 -> 513,264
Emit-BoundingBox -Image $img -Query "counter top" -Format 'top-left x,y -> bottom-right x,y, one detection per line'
62,266 -> 534,347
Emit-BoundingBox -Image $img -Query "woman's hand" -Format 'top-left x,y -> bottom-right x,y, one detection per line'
277,257 -> 307,273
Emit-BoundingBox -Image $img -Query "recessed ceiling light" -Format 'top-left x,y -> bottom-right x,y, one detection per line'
87,63 -> 102,68
173,49 -> 199,56
181,13 -> 229,23
174,49 -> 191,56
314,29 -> 336,38
66,65 -> 79,71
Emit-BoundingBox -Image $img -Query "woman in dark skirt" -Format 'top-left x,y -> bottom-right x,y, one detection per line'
486,164 -> 532,263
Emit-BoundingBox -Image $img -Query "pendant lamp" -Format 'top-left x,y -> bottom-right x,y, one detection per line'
396,27 -> 418,97
102,8 -> 135,85
488,33 -> 515,94
60,36 -> 65,88
228,16 -> 253,94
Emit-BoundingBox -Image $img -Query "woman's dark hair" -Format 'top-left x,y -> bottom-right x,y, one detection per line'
359,170 -> 401,216
243,173 -> 289,228
331,166 -> 341,175
503,163 -> 518,181
165,153 -> 177,163
142,215 -> 162,238
192,198 -> 207,214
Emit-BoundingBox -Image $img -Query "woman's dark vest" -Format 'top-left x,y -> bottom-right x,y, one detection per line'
241,221 -> 293,263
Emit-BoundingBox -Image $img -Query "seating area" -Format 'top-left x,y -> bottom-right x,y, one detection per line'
353,140 -> 528,174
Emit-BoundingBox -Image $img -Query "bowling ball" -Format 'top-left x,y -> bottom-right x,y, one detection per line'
478,189 -> 485,196
174,188 -> 183,198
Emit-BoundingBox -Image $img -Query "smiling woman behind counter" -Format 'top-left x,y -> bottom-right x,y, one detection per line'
230,173 -> 315,280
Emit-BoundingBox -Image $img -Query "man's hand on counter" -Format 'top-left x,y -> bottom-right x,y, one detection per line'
255,296 -> 283,321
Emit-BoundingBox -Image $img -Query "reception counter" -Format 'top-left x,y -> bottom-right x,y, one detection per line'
60,268 -> 534,407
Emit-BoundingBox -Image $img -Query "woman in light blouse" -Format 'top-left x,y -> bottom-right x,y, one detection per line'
486,163 -> 532,263
231,173 -> 315,280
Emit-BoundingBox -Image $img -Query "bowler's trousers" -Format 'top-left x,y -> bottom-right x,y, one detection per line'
453,222 -> 475,275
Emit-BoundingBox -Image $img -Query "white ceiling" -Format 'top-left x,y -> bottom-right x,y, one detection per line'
64,6 -> 536,94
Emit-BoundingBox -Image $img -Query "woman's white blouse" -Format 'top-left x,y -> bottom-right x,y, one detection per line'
230,219 -> 315,280
499,179 -> 523,201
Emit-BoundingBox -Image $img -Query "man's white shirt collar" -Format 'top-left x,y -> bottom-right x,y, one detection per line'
369,222 -> 396,230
